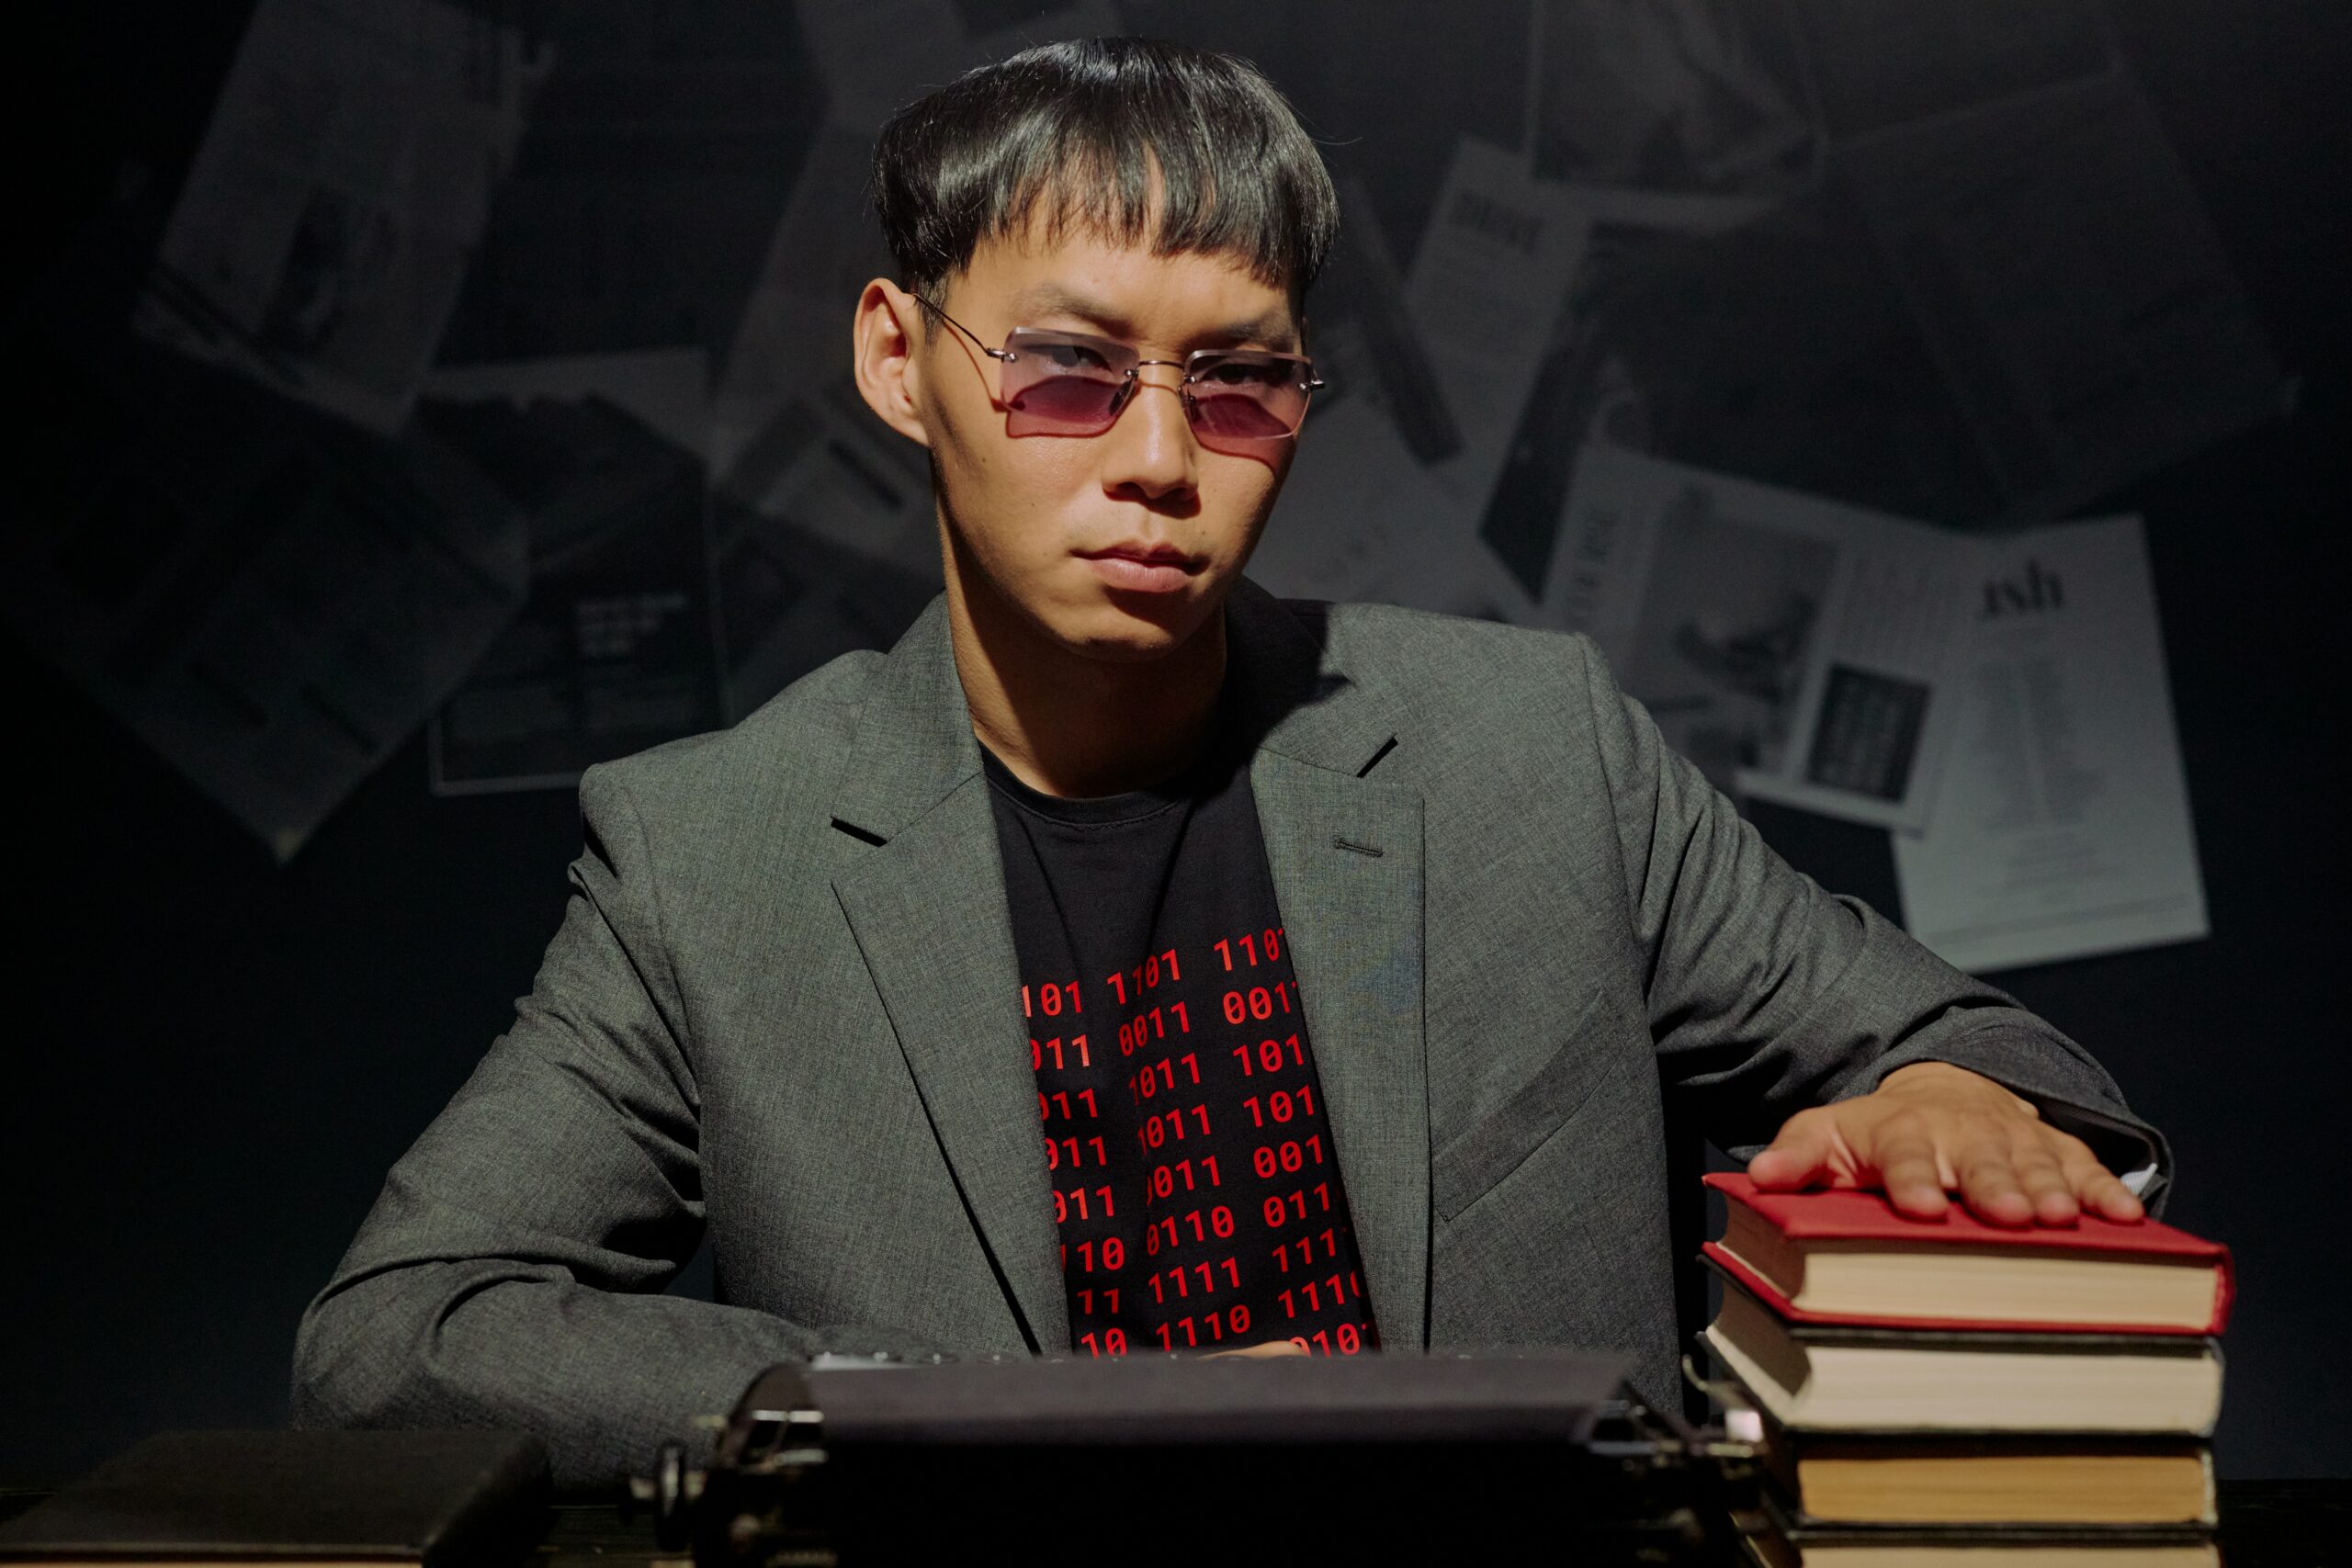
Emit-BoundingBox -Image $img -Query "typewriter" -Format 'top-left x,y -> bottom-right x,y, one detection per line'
632,1351 -> 1758,1566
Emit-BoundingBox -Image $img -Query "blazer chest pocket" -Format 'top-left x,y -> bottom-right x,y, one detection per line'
1432,983 -> 1615,1223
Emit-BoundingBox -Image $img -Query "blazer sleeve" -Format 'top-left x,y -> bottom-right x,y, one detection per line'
1570,637 -> 2172,1206
290,765 -> 940,1495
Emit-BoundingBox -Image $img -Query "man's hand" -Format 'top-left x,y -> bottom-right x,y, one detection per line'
1747,1061 -> 2144,1227
1204,1340 -> 1309,1359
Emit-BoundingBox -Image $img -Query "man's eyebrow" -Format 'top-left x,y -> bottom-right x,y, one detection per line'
1009,283 -> 1299,352
1210,309 -> 1302,353
1008,282 -> 1127,331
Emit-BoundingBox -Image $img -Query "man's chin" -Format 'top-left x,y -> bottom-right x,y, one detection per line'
1057,585 -> 1223,663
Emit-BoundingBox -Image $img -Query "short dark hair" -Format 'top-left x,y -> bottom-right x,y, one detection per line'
869,37 -> 1339,306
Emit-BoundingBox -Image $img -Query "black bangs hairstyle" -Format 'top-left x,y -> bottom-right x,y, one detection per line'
869,36 -> 1340,308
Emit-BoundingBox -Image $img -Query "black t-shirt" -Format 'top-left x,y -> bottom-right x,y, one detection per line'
982,733 -> 1379,1359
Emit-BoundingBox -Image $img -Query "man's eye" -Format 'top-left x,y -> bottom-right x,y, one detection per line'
1200,358 -> 1282,388
1040,342 -> 1116,373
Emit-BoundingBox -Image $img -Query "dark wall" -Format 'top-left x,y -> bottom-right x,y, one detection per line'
6,0 -> 2347,1485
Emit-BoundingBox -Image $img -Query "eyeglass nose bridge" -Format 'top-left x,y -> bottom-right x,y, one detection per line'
1103,358 -> 1195,423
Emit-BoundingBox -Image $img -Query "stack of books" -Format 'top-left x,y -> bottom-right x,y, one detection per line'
1700,1172 -> 2233,1567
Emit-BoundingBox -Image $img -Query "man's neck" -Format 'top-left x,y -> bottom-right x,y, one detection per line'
947,576 -> 1227,800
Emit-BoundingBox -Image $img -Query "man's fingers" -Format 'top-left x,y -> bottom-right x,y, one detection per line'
1954,1139 -> 2034,1227
1870,1127 -> 1949,1219
2040,1129 -> 2145,1223
1747,1111 -> 1836,1190
1761,1080 -> 2146,1229
1205,1340 -> 1309,1359
2008,1145 -> 2080,1226
2064,1156 -> 2146,1223
1746,1143 -> 1827,1190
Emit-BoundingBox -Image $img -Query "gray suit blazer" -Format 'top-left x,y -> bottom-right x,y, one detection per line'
292,581 -> 2166,1490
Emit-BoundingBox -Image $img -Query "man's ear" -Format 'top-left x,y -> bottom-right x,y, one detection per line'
853,278 -> 931,448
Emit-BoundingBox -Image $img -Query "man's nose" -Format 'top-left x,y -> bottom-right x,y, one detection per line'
1102,371 -> 1198,502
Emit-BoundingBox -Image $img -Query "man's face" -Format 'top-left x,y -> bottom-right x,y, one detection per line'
882,226 -> 1303,664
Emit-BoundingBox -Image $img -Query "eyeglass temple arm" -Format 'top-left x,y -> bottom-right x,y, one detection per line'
911,294 -> 1012,362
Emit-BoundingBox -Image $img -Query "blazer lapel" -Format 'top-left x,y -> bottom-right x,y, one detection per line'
1228,583 -> 1433,1349
833,780 -> 1068,1352
1250,752 -> 1430,1350
830,602 -> 1067,1351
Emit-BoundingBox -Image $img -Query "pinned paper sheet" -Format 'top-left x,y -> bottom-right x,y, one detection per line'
1528,0 -> 1815,196
1544,446 -> 1974,831
1894,516 -> 2207,974
420,350 -> 725,794
1405,139 -> 1591,520
0,327 -> 527,859
1247,400 -> 1528,624
137,0 -> 547,433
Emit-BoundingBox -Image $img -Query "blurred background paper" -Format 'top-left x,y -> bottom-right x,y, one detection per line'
1838,70 -> 2287,527
1586,38 -> 2283,533
1477,186 -> 1768,602
1308,174 -> 1463,469
1530,0 -> 1816,197
1792,0 -> 2118,141
1894,516 -> 2207,975
1244,400 -> 1527,624
1593,182 -> 2013,527
3,288 -> 528,860
1405,138 -> 1590,520
136,0 -> 547,434
440,4 -> 815,369
418,349 -> 724,793
425,346 -> 707,453
794,0 -> 977,130
711,122 -> 897,489
794,0 -> 1124,131
1546,446 -> 1973,830
709,491 -> 941,723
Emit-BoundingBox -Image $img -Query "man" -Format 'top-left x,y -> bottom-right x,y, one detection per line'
293,38 -> 2165,1490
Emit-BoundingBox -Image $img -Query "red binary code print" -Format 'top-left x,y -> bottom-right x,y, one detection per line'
1023,923 -> 1379,1359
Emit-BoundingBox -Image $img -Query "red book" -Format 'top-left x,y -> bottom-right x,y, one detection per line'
1702,1172 -> 2233,1335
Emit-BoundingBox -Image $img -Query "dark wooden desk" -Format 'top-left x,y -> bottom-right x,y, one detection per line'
526,1484 -> 2345,1567
2204,1482 -> 2349,1566
8,1480 -> 2345,1564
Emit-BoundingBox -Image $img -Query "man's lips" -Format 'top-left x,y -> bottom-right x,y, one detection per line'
1077,542 -> 1202,567
1076,543 -> 1203,593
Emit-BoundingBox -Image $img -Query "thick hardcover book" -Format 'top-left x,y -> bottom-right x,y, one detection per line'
1702,1269 -> 2223,1436
1741,1487 -> 2220,1567
1751,1408 -> 2215,1527
1703,1172 -> 2233,1334
0,1432 -> 548,1567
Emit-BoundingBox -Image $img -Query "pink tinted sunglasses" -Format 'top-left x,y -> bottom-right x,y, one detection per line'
916,296 -> 1322,457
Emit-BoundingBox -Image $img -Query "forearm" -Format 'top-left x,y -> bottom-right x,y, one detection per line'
1573,637 -> 2169,1200
291,1240 -> 954,1494
292,1043 -> 954,1494
295,1267 -> 790,1494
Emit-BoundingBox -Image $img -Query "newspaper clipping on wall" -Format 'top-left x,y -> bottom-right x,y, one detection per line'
418,348 -> 726,793
1,321 -> 527,860
135,0 -> 546,434
1542,446 -> 1975,831
1893,514 -> 2207,973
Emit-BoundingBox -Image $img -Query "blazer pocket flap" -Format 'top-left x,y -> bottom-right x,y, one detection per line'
1432,986 -> 1610,1222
